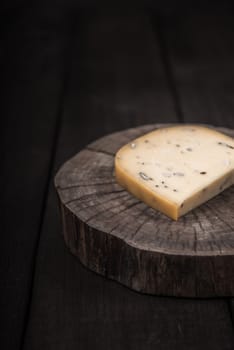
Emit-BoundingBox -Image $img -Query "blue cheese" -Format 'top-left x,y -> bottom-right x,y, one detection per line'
115,125 -> 234,220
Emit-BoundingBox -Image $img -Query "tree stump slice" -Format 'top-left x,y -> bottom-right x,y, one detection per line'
55,124 -> 234,297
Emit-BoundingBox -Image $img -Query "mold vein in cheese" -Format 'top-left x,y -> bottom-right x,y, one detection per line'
114,125 -> 234,220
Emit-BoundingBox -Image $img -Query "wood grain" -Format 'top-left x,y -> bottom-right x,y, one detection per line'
157,14 -> 234,128
55,124 -> 234,297
1,9 -> 72,350
23,12 -> 234,350
157,11 -> 234,322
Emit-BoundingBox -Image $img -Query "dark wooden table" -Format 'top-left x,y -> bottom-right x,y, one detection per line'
2,6 -> 234,350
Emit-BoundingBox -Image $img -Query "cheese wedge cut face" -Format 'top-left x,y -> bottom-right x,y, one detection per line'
115,125 -> 234,220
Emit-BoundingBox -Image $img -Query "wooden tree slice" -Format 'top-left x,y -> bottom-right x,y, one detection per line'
55,124 -> 234,297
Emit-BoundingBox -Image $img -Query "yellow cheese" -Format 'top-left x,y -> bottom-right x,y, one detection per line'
115,125 -> 234,220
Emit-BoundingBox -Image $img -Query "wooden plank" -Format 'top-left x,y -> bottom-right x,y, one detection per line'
1,8 -> 72,350
22,12 -> 234,350
155,12 -> 234,330
156,13 -> 234,128
61,10 -> 178,148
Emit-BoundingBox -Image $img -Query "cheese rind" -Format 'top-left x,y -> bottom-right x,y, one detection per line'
115,125 -> 234,220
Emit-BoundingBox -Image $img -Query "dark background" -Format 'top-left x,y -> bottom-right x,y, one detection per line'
2,1 -> 234,349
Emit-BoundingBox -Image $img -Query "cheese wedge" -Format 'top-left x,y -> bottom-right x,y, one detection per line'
115,125 -> 234,220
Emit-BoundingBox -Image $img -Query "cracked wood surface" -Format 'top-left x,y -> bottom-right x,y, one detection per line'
55,124 -> 234,297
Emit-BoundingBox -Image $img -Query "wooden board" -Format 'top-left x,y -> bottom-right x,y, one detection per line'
23,13 -> 234,350
1,9 -> 72,350
157,13 -> 234,128
55,123 -> 234,298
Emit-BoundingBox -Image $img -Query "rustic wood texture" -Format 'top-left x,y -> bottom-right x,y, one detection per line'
156,11 -> 234,316
22,12 -> 234,350
1,8 -> 73,349
55,124 -> 234,297
156,14 -> 234,128
3,8 -> 234,350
